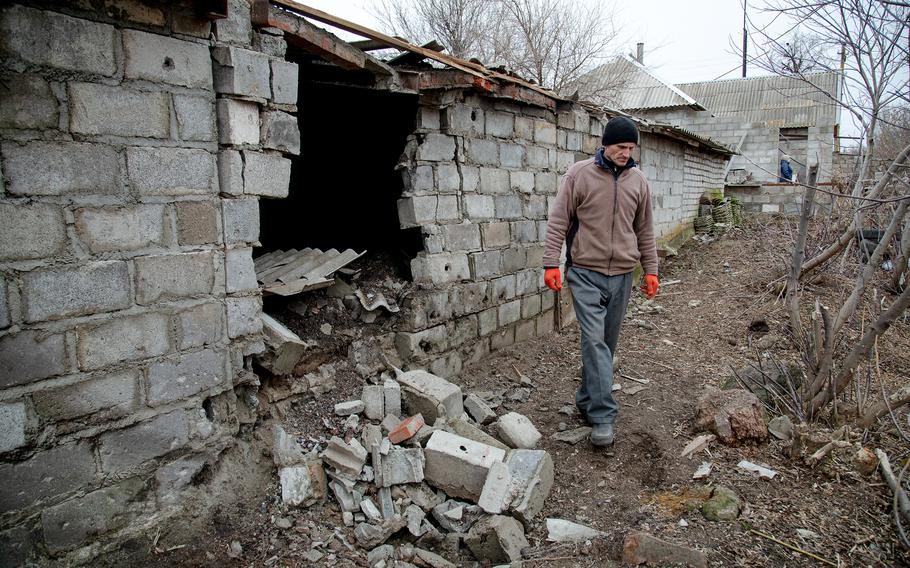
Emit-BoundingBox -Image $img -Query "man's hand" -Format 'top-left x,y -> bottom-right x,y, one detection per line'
642,274 -> 658,299
544,268 -> 562,291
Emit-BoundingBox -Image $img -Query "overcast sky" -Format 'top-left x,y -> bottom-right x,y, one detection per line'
300,0 -> 768,85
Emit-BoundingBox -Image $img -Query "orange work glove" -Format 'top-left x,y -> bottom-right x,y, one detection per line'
642,274 -> 658,299
544,268 -> 562,291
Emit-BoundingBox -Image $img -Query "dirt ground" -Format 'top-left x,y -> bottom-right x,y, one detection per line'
140,214 -> 910,567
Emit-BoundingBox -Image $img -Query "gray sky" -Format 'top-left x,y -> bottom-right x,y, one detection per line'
301,0 -> 765,85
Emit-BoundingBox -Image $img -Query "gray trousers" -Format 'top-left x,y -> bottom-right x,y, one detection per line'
566,266 -> 633,424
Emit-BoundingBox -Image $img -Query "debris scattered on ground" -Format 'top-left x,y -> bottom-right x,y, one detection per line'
737,460 -> 778,480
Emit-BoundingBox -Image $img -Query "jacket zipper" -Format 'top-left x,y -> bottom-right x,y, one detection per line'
608,169 -> 620,272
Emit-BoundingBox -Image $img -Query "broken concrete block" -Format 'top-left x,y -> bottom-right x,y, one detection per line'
546,518 -> 603,542
423,430 -> 506,502
378,486 -> 396,520
384,378 -> 402,418
381,414 -> 401,433
272,424 -> 305,467
367,544 -> 394,566
343,511 -> 354,526
321,436 -> 367,477
405,482 -> 446,512
279,458 -> 327,507
378,448 -> 425,486
406,504 -> 426,537
494,412 -> 541,449
464,393 -> 497,424
432,500 -> 483,532
360,497 -> 382,522
478,461 -> 512,514
257,314 -> 306,375
396,370 -> 463,424
414,547 -> 457,568
362,424 -> 382,450
362,385 -> 384,420
354,518 -> 407,548
443,417 -> 509,451
506,449 -> 554,523
335,400 -> 365,416
329,480 -> 359,512
621,531 -> 708,568
464,515 -> 528,563
389,414 -> 425,445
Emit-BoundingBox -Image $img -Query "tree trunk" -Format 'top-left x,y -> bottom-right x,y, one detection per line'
787,165 -> 819,339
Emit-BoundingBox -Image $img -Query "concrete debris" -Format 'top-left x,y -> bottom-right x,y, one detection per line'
258,313 -> 307,375
432,500 -> 483,532
305,364 -> 337,395
361,497 -> 383,522
680,434 -> 716,458
343,511 -> 354,526
378,448 -> 425,486
329,480 -> 359,512
545,518 -> 603,542
692,462 -> 713,480
228,540 -> 243,559
396,370 -> 464,424
464,393 -> 497,424
477,461 -> 512,514
344,414 -> 360,432
737,460 -> 777,479
354,518 -> 406,548
320,323 -> 333,335
622,383 -> 648,396
507,387 -> 530,402
367,544 -> 394,566
494,412 -> 541,449
424,430 -> 507,501
405,483 -> 446,512
389,414 -> 425,444
355,289 -> 400,314
279,459 -> 327,507
406,504 -> 427,536
504,449 -> 554,522
464,515 -> 528,564
622,531 -> 707,568
384,378 -> 402,418
551,426 -> 591,445
362,424 -> 383,450
272,424 -> 306,467
362,385 -> 385,420
335,400 -> 365,416
413,547 -> 457,568
442,417 -> 509,451
322,436 -> 368,477
378,486 -> 396,519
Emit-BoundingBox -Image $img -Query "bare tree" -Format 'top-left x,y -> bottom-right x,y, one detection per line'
745,0 -> 910,422
371,0 -> 618,93
770,30 -> 827,74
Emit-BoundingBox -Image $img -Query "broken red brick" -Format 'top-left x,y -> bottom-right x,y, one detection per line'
622,531 -> 707,567
389,414 -> 425,444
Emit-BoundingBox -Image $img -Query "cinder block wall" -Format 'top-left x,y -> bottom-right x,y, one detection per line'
393,95 -> 598,377
0,0 -> 296,562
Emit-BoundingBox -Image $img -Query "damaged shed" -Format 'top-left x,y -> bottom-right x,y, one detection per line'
0,0 -> 732,563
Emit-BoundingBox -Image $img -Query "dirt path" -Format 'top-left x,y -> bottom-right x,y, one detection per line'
141,216 -> 909,567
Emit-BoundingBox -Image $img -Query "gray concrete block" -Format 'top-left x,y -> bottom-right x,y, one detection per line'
492,275 -> 516,302
214,0 -> 252,44
135,251 -> 214,304
525,146 -> 549,169
33,370 -> 138,422
396,369 -> 463,424
0,73 -> 57,129
0,5 -> 117,76
0,278 -> 7,330
424,430 -> 506,501
0,402 -> 26,453
535,171 -> 558,194
176,201 -> 219,246
148,348 -> 228,406
395,325 -> 448,360
500,143 -> 524,168
218,149 -> 244,196
462,165 -> 480,191
321,436 -> 367,477
464,514 -> 528,563
437,195 -> 460,221
156,454 -> 209,507
226,296 -> 262,338
0,330 -> 67,388
418,107 -> 441,130
226,247 -> 257,293
502,247 -> 527,273
521,294 -> 542,319
515,319 -> 535,342
464,194 -> 495,220
123,29 -> 212,89
498,299 -> 521,326
21,261 -> 130,323
77,312 -> 170,371
481,222 -> 510,248
437,164 -> 460,192
243,151 -> 291,198
525,195 -> 548,219
534,120 -> 557,145
505,448 -> 554,522
557,151 -> 575,172
271,59 -> 299,104
0,202 -> 66,261
514,116 -> 532,140
467,139 -> 498,165
464,394 -> 497,425
486,111 -> 514,138
494,412 -> 541,449
405,165 -> 434,192
417,133 -> 456,161
76,204 -> 167,253
444,104 -> 484,136
472,250 -> 502,279
127,147 -> 216,195
217,98 -> 260,146
510,170 -> 534,194
441,223 -> 482,251
261,110 -> 300,154
494,195 -> 523,219
0,442 -> 96,511
176,301 -> 224,349
478,168 -> 509,194
378,448 -> 425,486
69,82 -> 169,138
383,378 -> 401,418
361,385 -> 384,420
174,94 -> 216,142
99,411 -> 189,474
410,253 -> 470,285
1,141 -> 120,196
511,220 -> 537,243
212,46 -> 270,99
222,198 -> 260,244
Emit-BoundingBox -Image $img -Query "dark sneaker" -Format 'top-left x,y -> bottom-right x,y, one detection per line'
590,423 -> 614,446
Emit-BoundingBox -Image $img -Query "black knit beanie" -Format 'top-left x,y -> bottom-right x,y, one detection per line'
601,116 -> 639,146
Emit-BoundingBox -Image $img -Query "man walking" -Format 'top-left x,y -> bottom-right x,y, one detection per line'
542,116 -> 658,447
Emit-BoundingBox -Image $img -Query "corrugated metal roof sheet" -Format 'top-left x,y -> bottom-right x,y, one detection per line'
572,56 -> 705,111
676,72 -> 841,127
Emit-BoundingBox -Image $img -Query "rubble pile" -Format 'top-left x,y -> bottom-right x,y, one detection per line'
272,368 -> 555,566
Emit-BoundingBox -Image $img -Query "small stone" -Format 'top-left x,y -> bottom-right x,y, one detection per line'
335,400 -> 365,416
275,517 -> 293,529
552,427 -> 592,445
360,498 -> 382,522
228,540 -> 243,559
343,511 -> 354,526
546,518 -> 603,542
700,485 -> 741,521
494,412 -> 542,449
768,415 -> 793,440
320,323 -> 332,335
